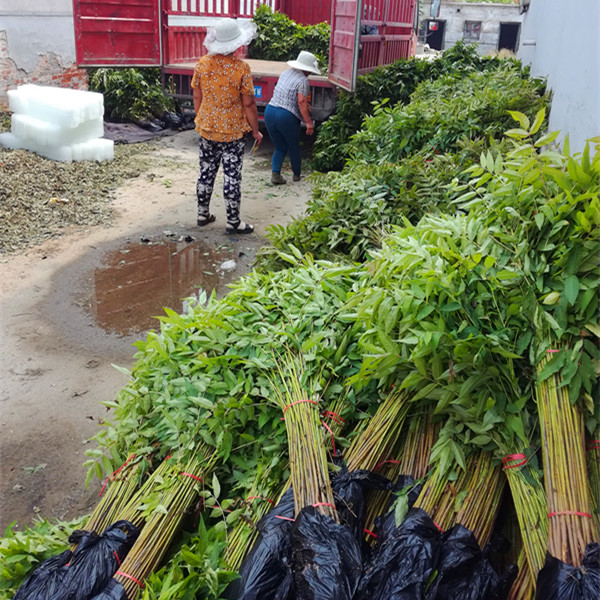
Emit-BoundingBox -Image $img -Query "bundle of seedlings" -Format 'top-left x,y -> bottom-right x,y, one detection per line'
413,450 -> 504,548
83,454 -> 142,536
535,349 -> 599,567
109,453 -> 209,599
225,392 -> 350,570
271,353 -> 338,520
364,408 -> 440,534
344,387 -> 410,473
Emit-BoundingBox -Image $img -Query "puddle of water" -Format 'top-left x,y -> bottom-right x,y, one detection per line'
88,238 -> 241,336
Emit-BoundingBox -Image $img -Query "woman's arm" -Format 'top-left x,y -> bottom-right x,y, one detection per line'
193,87 -> 202,114
242,94 -> 263,144
297,93 -> 314,136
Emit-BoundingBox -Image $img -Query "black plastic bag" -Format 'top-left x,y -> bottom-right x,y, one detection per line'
227,488 -> 295,600
331,466 -> 393,541
13,549 -> 72,600
291,505 -> 362,600
535,543 -> 600,600
58,520 -> 139,600
355,507 -> 441,600
426,524 -> 517,600
12,520 -> 139,600
87,579 -> 128,600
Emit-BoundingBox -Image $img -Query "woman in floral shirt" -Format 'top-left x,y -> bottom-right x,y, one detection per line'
191,18 -> 262,234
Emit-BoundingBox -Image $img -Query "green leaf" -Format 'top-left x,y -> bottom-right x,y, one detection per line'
212,473 -> 221,499
563,275 -> 580,306
535,130 -> 560,147
530,108 -> 546,135
508,110 -> 530,130
394,494 -> 409,527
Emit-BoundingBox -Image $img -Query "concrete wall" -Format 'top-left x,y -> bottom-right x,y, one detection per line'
517,0 -> 600,155
437,2 -> 523,55
0,0 -> 87,106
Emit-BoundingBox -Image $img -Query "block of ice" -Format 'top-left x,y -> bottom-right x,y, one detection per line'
0,131 -> 25,150
7,89 -> 28,114
11,114 -> 104,146
71,138 -> 114,162
9,84 -> 104,128
0,132 -> 114,163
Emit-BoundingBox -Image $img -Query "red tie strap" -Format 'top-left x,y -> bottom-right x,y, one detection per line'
246,495 -> 275,505
322,411 -> 345,424
99,453 -> 135,497
374,458 -> 400,471
587,440 -> 600,450
116,571 -> 145,589
321,420 -> 337,457
283,399 -> 318,414
433,521 -> 445,533
364,528 -> 378,538
180,472 -> 203,483
548,510 -> 592,519
502,453 -> 528,470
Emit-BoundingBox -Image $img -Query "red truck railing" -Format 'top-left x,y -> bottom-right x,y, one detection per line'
357,0 -> 416,74
163,0 -> 280,64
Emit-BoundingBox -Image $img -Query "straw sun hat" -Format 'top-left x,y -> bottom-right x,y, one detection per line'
287,51 -> 322,75
203,18 -> 258,55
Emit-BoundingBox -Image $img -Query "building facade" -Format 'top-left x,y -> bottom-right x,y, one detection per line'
421,1 -> 523,54
1,1 -> 86,106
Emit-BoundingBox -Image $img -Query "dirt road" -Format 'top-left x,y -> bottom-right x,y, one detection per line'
0,129 -> 313,530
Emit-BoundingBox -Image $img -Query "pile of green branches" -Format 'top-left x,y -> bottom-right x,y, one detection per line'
248,5 -> 330,67
312,41 -> 535,171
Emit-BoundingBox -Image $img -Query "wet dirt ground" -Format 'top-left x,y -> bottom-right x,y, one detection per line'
0,128 -> 313,530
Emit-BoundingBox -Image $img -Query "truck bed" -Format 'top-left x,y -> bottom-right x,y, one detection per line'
164,58 -> 336,121
164,58 -> 330,84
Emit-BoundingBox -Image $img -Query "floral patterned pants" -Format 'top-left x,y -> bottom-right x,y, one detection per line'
196,136 -> 245,224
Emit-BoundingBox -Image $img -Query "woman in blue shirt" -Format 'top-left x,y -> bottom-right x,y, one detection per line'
264,51 -> 321,184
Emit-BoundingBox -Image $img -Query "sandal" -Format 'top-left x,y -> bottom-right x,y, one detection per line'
197,214 -> 216,226
226,220 -> 254,235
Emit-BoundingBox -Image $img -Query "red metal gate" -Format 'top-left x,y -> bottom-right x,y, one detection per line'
329,0 -> 362,92
329,0 -> 417,92
73,0 -> 162,66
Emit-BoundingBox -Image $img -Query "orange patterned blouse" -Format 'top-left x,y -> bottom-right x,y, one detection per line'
191,54 -> 255,142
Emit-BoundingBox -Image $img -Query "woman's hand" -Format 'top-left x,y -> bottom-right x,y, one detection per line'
306,121 -> 314,136
252,130 -> 263,145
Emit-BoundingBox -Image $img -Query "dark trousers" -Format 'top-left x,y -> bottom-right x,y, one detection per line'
264,104 -> 302,176
196,135 -> 245,224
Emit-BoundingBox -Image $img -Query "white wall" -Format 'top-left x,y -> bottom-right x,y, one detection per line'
1,0 -> 81,104
438,2 -> 523,55
518,0 -> 600,155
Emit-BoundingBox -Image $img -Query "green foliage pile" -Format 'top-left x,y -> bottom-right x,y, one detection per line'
257,147 -> 475,269
88,67 -> 175,122
2,115 -> 599,597
248,5 -> 330,66
256,60 -> 547,271
313,42 -> 533,171
350,65 -> 547,164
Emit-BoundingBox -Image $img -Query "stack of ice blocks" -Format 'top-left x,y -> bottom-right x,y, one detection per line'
0,84 -> 113,162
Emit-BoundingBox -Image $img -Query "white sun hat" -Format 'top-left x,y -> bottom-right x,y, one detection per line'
287,51 -> 322,75
203,18 -> 258,55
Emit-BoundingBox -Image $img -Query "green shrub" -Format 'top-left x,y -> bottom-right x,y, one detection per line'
350,64 -> 548,165
248,5 -> 330,67
312,42 -> 532,171
88,67 -> 175,122
254,148 -> 475,271
256,62 -> 548,271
